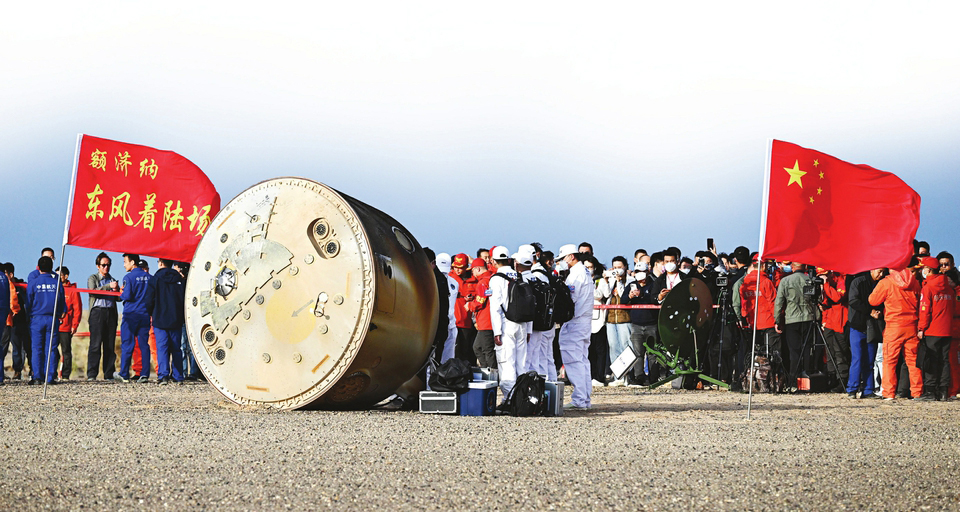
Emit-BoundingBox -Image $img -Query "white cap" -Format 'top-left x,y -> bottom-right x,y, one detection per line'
518,244 -> 536,255
512,251 -> 534,266
557,244 -> 577,259
491,246 -> 510,260
435,252 -> 452,273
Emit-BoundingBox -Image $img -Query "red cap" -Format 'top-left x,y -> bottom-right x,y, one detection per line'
452,253 -> 469,269
471,258 -> 486,269
920,256 -> 939,269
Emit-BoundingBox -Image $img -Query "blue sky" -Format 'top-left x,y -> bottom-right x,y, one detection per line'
2,1 -> 958,290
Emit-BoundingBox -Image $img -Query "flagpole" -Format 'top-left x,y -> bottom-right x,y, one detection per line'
43,134 -> 82,400
747,138 -> 774,420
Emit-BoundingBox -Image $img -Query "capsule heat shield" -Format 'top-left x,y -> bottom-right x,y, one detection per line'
185,177 -> 438,410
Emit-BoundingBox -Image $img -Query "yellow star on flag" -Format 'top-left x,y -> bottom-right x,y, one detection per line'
813,159 -> 819,167
784,160 -> 807,188
817,187 -> 822,195
809,196 -> 815,204
819,171 -> 824,179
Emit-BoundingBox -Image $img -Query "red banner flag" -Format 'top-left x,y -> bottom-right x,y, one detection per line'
762,140 -> 920,274
66,135 -> 220,262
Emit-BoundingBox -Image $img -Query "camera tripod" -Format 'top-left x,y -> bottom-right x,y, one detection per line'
708,285 -> 737,385
794,317 -> 844,391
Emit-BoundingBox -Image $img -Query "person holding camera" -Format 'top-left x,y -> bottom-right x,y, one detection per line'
653,249 -> 690,303
774,261 -> 817,392
596,256 -> 633,384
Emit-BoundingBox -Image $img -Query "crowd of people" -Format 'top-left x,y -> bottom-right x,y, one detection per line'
424,240 -> 960,409
0,248 -> 197,385
3,240 -> 958,408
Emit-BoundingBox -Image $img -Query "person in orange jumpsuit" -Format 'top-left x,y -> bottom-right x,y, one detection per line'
869,266 -> 923,400
916,257 -> 955,400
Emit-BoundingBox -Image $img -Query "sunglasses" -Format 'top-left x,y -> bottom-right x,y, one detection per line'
99,263 -> 111,268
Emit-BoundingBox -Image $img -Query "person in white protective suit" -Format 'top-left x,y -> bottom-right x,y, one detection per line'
488,246 -> 527,400
435,253 -> 459,363
518,246 -> 558,381
556,244 -> 594,410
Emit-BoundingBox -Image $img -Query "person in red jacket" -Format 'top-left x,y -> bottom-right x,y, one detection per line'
55,267 -> 83,380
916,257 -> 955,400
450,253 -> 477,364
467,258 -> 496,368
740,261 -> 778,354
869,266 -> 923,400
820,269 -> 850,388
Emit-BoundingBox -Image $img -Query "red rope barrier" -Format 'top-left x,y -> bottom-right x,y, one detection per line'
13,282 -> 122,296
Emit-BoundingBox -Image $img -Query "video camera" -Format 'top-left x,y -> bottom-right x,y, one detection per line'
802,267 -> 824,303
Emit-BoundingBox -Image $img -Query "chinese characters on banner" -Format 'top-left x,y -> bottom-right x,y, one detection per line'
67,135 -> 221,262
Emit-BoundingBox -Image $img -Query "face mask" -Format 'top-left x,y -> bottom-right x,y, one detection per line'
680,268 -> 691,275
555,261 -> 569,271
612,268 -> 624,277
635,272 -> 647,281
636,262 -> 649,272
782,265 -> 793,273
664,262 -> 677,273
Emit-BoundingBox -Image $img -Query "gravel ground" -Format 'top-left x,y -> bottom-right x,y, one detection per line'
0,380 -> 958,511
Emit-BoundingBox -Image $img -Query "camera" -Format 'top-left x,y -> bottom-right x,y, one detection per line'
802,269 -> 824,302
716,275 -> 728,287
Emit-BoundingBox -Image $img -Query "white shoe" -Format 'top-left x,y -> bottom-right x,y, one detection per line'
592,379 -> 605,387
609,378 -> 625,387
563,402 -> 589,410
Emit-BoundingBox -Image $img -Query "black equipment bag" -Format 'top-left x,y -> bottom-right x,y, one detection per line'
543,270 -> 575,325
504,371 -> 547,417
492,273 -> 538,324
429,358 -> 472,392
529,270 -> 557,331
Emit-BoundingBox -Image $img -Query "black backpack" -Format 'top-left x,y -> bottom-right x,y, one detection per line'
529,269 -> 557,331
492,272 -> 537,324
547,272 -> 575,325
504,371 -> 547,417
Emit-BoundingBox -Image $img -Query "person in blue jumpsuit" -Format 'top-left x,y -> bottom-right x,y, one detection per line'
146,258 -> 186,384
117,254 -> 152,383
26,256 -> 65,385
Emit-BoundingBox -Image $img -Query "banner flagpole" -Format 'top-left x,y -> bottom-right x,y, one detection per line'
42,134 -> 83,400
747,138 -> 774,420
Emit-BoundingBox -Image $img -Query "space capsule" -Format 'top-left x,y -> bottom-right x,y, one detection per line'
184,177 -> 439,410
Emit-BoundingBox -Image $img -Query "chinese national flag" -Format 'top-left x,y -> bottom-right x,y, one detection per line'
762,140 -> 920,274
66,135 -> 221,263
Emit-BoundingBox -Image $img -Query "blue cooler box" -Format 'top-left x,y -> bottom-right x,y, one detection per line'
459,381 -> 498,416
